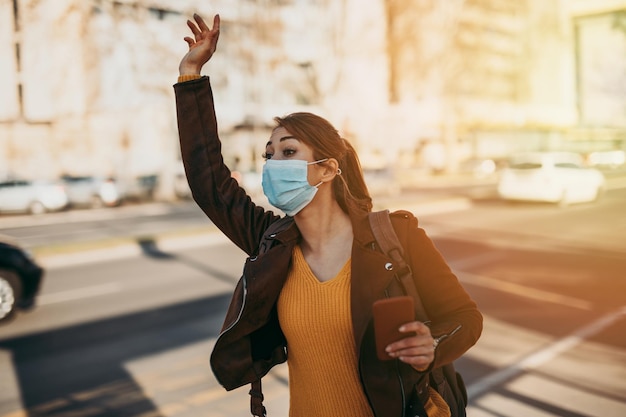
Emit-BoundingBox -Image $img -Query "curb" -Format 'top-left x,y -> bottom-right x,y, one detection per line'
38,229 -> 229,269
0,202 -> 177,230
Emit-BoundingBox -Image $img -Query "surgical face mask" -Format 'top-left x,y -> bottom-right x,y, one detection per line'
262,158 -> 327,216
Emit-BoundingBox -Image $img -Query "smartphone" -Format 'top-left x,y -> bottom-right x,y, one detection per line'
373,296 -> 415,361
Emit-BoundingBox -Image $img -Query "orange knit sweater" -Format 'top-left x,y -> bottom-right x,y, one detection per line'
277,245 -> 374,417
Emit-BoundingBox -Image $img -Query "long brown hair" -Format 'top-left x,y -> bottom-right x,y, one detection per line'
273,112 -> 372,214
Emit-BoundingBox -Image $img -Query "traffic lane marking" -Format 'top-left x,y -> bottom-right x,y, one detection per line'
467,306 -> 626,398
457,271 -> 593,310
37,283 -> 123,306
508,372 -> 626,416
450,251 -> 594,310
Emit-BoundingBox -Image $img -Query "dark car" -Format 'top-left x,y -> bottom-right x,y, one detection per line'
0,234 -> 44,323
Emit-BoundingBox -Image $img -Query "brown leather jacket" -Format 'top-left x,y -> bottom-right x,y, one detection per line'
175,76 -> 482,417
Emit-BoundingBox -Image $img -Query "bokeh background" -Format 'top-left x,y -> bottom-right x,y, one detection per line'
2,0 -> 625,191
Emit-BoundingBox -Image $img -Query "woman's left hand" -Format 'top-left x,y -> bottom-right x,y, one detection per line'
385,321 -> 435,371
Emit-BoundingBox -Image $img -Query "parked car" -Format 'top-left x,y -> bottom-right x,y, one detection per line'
0,179 -> 68,214
497,152 -> 605,205
61,175 -> 123,208
121,174 -> 159,201
0,234 -> 44,323
458,157 -> 507,178
587,150 -> 626,170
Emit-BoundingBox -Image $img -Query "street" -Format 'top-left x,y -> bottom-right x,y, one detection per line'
0,189 -> 625,417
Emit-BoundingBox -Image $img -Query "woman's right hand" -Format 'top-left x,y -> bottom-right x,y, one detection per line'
179,13 -> 220,76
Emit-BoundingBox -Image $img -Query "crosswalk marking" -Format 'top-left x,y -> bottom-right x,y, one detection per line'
458,271 -> 594,310
467,306 -> 626,398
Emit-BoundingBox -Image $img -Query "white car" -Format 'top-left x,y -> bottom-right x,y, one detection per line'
0,179 -> 69,214
61,175 -> 123,208
497,152 -> 605,205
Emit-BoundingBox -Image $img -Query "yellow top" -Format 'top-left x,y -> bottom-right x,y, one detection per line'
177,74 -> 201,83
277,245 -> 374,417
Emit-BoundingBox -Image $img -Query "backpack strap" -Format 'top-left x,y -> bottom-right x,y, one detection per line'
368,210 -> 429,322
369,210 -> 467,417
249,379 -> 266,416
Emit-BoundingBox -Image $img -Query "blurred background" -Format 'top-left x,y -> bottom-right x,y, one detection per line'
0,0 -> 625,416
1,0 -> 626,190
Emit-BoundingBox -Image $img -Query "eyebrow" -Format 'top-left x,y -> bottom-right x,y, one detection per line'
265,135 -> 298,147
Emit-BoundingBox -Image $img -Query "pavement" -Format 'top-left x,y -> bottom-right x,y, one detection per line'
2,171 -> 625,417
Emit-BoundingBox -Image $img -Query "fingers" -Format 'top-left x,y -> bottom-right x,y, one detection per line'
387,340 -> 434,371
400,351 -> 433,372
386,337 -> 433,358
194,13 -> 210,32
399,321 -> 431,336
193,13 -> 220,33
183,37 -> 194,47
187,19 -> 200,37
385,321 -> 435,371
212,15 -> 221,46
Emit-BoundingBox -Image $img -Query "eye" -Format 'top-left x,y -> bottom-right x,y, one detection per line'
283,148 -> 296,157
262,152 -> 273,160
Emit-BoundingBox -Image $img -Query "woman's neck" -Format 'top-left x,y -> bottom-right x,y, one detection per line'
294,200 -> 353,282
294,200 -> 353,254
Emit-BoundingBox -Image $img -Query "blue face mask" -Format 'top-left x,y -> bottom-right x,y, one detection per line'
262,158 -> 327,216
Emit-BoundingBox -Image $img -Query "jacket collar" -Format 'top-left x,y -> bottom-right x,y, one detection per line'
270,209 -> 377,250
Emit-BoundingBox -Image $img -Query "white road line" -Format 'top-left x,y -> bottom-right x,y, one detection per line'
40,245 -> 144,269
451,252 -> 504,271
38,282 -> 123,305
458,271 -> 594,310
467,306 -> 626,398
450,251 -> 593,310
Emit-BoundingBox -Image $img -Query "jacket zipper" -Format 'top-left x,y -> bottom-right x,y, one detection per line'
433,324 -> 462,349
215,275 -> 248,339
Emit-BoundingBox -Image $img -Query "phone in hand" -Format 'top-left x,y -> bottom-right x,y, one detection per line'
373,296 -> 415,361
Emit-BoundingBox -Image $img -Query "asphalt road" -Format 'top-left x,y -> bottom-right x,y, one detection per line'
0,188 -> 625,417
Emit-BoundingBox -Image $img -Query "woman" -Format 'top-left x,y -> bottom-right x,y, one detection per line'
175,13 -> 482,417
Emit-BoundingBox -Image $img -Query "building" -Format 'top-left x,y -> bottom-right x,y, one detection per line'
1,0 -> 624,194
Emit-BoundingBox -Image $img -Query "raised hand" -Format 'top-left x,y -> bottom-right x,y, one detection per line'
179,13 -> 220,76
